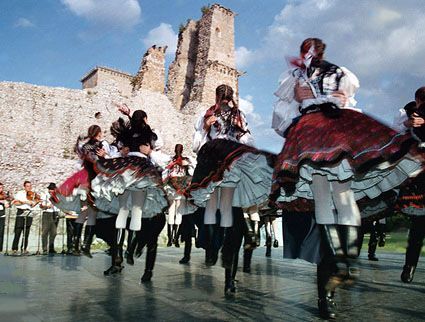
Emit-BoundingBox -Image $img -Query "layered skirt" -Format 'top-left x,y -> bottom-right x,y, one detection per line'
51,168 -> 91,213
187,139 -> 275,208
273,109 -> 423,204
163,176 -> 197,215
91,156 -> 168,216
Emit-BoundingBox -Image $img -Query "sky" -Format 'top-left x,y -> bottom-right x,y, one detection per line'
1,0 -> 424,153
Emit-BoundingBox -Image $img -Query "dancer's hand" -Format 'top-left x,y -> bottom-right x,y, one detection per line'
332,90 -> 347,106
96,148 -> 106,157
140,144 -> 152,156
294,81 -> 314,102
205,115 -> 217,129
115,103 -> 131,116
412,113 -> 425,127
120,146 -> 129,157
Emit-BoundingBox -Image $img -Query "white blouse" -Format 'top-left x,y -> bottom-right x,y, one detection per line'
272,66 -> 360,137
192,107 -> 255,154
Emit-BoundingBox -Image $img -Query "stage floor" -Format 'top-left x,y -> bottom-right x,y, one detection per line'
0,247 -> 424,321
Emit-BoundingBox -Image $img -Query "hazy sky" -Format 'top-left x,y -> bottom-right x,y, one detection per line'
1,0 -> 424,152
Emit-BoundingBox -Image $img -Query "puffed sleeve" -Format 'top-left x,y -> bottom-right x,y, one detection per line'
237,110 -> 255,147
101,141 -> 120,159
393,109 -> 408,132
192,111 -> 209,154
186,156 -> 197,176
150,150 -> 172,171
339,67 -> 360,109
152,129 -> 164,151
272,69 -> 301,137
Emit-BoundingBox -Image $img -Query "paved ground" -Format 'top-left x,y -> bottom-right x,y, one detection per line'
0,247 -> 424,322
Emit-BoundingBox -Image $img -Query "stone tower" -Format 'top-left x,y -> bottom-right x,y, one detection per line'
132,45 -> 167,93
167,4 -> 240,109
190,4 -> 240,106
166,20 -> 199,109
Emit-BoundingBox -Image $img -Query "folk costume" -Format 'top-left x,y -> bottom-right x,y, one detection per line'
188,84 -> 275,295
163,145 -> 197,248
394,101 -> 425,283
271,39 -> 423,319
52,131 -> 118,257
91,112 -> 168,278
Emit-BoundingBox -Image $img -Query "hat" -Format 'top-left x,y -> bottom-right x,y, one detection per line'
47,182 -> 57,190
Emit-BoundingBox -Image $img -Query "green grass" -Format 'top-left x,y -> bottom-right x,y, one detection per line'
362,230 -> 425,256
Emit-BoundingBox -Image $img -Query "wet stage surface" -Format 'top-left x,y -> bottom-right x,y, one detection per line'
0,248 -> 424,321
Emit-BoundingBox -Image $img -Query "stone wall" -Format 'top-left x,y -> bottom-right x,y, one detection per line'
0,80 -> 199,195
132,45 -> 167,93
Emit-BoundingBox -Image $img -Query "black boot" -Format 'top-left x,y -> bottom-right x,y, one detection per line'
125,229 -> 133,259
368,223 -> 379,261
243,217 -> 257,250
318,225 -> 347,291
141,245 -> 157,283
224,207 -> 244,295
167,224 -> 173,247
81,225 -> 95,258
72,223 -> 83,256
104,228 -> 125,276
204,224 -> 218,266
174,224 -> 180,248
368,241 -> 378,261
377,223 -> 386,247
401,265 -> 416,283
179,240 -> 191,264
401,225 -> 423,283
221,227 -> 235,269
339,225 -> 361,284
126,231 -> 138,266
317,257 -> 337,320
243,248 -> 253,273
265,236 -> 272,257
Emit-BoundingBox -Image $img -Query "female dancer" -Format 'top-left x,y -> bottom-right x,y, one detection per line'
163,144 -> 196,249
52,125 -> 119,257
188,84 -> 275,294
91,109 -> 169,278
272,38 -> 422,319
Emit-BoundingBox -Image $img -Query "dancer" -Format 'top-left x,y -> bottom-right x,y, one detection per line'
396,87 -> 425,283
52,125 -> 118,257
163,144 -> 196,248
91,108 -> 168,277
188,84 -> 274,295
271,38 -> 422,319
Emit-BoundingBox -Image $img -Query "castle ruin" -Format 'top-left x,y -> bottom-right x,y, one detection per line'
80,4 -> 240,110
167,4 -> 241,109
132,45 -> 167,93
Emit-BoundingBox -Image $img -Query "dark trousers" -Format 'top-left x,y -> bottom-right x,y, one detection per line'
66,218 -> 77,251
0,215 -> 5,252
42,212 -> 58,251
405,216 -> 425,266
12,211 -> 33,251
